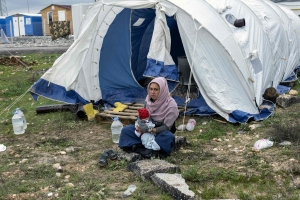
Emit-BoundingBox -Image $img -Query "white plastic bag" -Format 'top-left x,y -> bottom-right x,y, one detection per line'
253,139 -> 273,150
177,124 -> 186,131
186,119 -> 196,131
0,144 -> 6,152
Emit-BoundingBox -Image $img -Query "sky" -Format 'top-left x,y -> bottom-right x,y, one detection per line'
3,0 -> 297,15
6,0 -> 95,15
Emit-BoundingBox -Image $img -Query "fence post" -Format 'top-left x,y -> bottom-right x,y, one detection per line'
9,20 -> 13,43
43,18 -> 46,36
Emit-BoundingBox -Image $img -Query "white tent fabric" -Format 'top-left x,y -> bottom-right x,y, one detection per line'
170,0 -> 258,119
43,2 -> 106,101
103,0 -> 258,119
31,0 -> 300,122
0,29 -> 9,44
278,4 -> 300,66
242,0 -> 289,87
263,0 -> 300,81
206,0 -> 275,106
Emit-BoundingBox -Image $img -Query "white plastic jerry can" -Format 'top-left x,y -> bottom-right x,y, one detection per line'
16,108 -> 27,129
12,111 -> 25,135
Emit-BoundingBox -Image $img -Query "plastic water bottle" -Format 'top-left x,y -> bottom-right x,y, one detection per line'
16,108 -> 27,129
124,184 -> 137,196
186,119 -> 196,131
12,111 -> 25,135
111,117 -> 123,143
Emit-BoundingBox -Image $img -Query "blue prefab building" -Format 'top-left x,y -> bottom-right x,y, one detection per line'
0,16 -> 5,33
5,15 -> 13,36
5,13 -> 43,37
24,14 -> 43,36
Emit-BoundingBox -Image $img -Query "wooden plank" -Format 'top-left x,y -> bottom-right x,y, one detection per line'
109,106 -> 143,110
124,103 -> 144,107
109,108 -> 138,113
178,109 -> 185,113
123,109 -> 138,113
97,113 -> 136,120
130,104 -> 144,107
104,110 -> 138,116
128,106 -> 144,110
95,113 -> 135,125
108,105 -> 184,114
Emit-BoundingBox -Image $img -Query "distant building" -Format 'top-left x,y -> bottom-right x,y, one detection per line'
5,13 -> 42,37
40,4 -> 73,36
0,16 -> 5,33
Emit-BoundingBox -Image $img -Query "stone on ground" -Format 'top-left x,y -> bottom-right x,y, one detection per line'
276,94 -> 300,108
174,136 -> 187,151
289,89 -> 298,96
118,150 -> 142,162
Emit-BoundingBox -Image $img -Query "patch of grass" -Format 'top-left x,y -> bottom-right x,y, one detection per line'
132,181 -> 169,200
201,185 -> 224,199
267,118 -> 300,144
182,166 -> 199,182
196,120 -> 236,140
36,137 -> 73,148
159,194 -> 173,200
167,149 -> 215,165
292,79 -> 300,95
22,164 -> 56,179
244,153 -> 260,167
0,154 -> 11,172
238,123 -> 251,132
237,191 -> 251,200
107,159 -> 129,170
0,179 -> 39,196
0,165 -> 61,197
60,187 -> 81,199
279,148 -> 294,156
183,166 -> 265,187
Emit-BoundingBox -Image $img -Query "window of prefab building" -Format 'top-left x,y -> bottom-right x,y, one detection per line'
58,10 -> 66,21
47,12 -> 53,24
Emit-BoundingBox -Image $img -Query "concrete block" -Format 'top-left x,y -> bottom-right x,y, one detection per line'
127,159 -> 180,181
151,173 -> 195,200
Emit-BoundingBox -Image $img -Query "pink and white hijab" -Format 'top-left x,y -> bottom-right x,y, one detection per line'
145,77 -> 179,127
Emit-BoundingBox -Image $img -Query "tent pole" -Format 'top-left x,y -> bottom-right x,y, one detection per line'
43,18 -> 46,36
9,20 -> 13,43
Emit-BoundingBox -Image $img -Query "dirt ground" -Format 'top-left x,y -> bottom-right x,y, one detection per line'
0,56 -> 36,66
1,102 -> 300,199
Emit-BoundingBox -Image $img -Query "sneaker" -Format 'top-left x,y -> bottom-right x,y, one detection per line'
98,153 -> 108,166
104,149 -> 117,160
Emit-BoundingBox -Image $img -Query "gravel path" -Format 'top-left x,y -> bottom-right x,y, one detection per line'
0,36 -> 74,55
